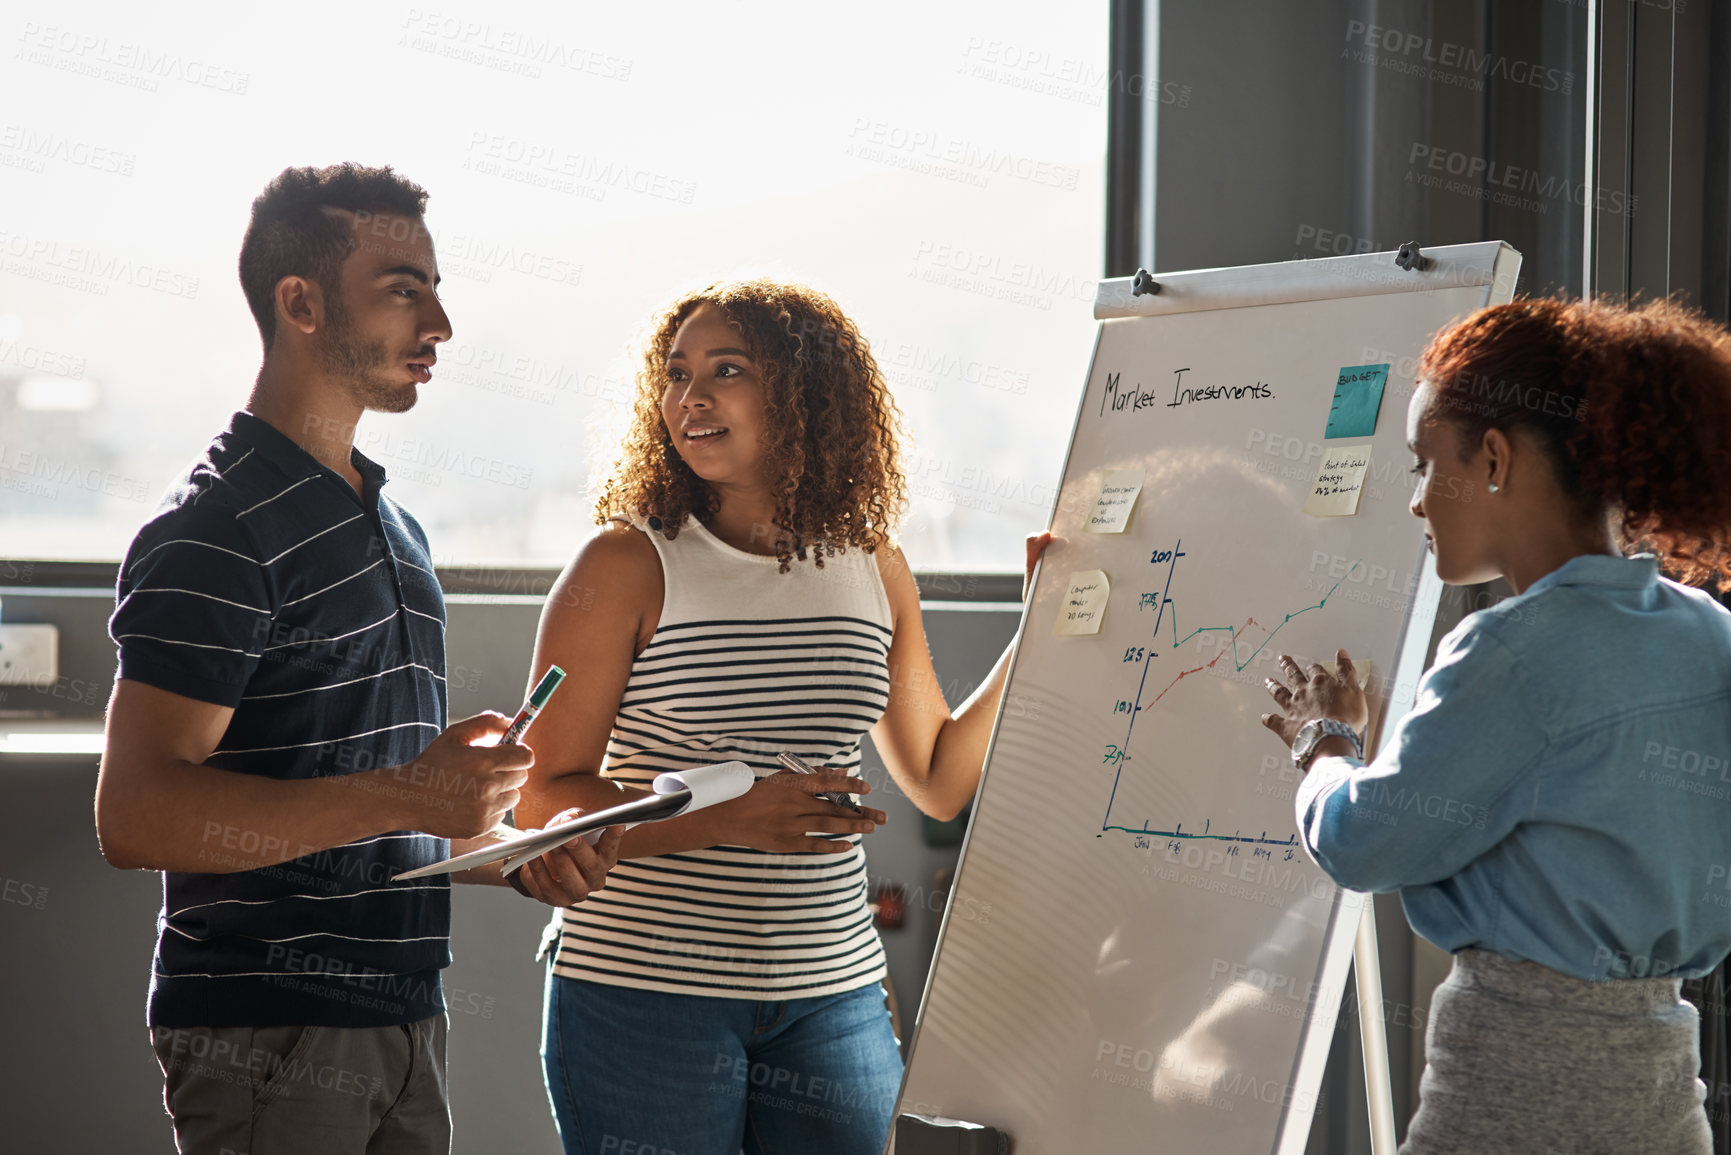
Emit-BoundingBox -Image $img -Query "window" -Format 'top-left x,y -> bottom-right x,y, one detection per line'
0,3 -> 1107,572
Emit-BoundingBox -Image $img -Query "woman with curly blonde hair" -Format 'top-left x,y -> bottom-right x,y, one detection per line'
516,278 -> 1047,1155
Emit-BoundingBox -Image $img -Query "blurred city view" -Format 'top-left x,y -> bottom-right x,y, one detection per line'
0,1 -> 1106,572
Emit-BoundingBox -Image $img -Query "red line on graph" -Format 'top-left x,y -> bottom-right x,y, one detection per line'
1145,617 -> 1268,708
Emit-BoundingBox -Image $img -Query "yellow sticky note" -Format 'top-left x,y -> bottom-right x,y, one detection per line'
1302,445 -> 1373,517
1085,470 -> 1145,533
1055,570 -> 1110,636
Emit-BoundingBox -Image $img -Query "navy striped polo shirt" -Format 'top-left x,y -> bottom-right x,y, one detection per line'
110,410 -> 451,1028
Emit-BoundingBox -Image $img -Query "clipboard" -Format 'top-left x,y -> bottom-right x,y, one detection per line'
392,760 -> 755,880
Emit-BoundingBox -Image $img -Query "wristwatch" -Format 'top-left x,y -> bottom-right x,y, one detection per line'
1290,718 -> 1363,771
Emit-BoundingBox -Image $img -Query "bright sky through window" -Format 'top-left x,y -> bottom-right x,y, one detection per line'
0,1 -> 1107,570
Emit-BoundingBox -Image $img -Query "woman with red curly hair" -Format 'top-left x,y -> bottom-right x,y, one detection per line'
515,279 -> 1046,1155
1257,297 -> 1731,1153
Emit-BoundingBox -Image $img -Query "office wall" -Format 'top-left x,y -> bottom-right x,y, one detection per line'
0,589 -> 1017,1153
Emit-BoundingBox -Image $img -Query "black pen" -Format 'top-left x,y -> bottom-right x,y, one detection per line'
775,751 -> 864,813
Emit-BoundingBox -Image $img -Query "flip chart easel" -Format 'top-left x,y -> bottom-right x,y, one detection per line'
890,241 -> 1522,1155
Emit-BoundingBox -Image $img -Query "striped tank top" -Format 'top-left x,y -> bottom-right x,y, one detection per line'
545,515 -> 893,999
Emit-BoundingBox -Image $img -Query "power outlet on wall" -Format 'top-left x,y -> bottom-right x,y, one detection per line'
0,624 -> 59,685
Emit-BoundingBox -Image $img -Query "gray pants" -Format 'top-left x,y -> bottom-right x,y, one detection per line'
1401,949 -> 1711,1155
151,1015 -> 450,1155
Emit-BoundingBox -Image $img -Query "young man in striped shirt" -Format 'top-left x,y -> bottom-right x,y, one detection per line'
96,163 -> 620,1155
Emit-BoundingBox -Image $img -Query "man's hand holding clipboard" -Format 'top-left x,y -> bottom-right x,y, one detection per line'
504,811 -> 626,907
395,762 -> 757,884
401,666 -> 756,903
408,665 -> 627,908
493,665 -> 625,907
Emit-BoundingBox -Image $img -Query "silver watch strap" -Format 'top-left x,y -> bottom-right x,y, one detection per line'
1296,718 -> 1363,769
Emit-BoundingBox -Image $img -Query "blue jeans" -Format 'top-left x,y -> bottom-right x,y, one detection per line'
540,972 -> 903,1155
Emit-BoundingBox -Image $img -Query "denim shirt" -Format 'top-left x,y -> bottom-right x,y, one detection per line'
1296,553 -> 1731,981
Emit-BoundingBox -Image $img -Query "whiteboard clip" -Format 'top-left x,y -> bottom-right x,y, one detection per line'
1130,268 -> 1162,296
1394,242 -> 1432,272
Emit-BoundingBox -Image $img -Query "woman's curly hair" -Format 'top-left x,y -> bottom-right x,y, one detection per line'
1419,295 -> 1731,588
594,279 -> 908,572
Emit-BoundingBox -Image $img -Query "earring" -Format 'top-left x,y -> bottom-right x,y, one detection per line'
1488,483 -> 1500,494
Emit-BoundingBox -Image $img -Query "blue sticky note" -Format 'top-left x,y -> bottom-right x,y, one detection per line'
1325,363 -> 1390,439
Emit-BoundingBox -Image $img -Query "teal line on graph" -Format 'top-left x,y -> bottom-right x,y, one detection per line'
1128,545 -> 1362,745
1159,557 -> 1363,676
1100,541 -> 1361,836
1100,821 -> 1299,847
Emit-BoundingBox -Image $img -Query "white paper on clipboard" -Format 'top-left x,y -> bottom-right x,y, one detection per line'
392,761 -> 755,881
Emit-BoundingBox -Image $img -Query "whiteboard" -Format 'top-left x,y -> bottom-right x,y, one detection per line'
892,243 -> 1521,1155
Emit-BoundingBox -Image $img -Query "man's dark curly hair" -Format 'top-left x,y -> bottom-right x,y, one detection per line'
238,163 -> 429,349
596,279 -> 908,573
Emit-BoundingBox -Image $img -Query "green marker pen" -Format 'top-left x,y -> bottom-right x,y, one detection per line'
499,665 -> 565,746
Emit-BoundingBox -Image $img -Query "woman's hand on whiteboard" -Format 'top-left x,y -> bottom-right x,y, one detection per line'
1258,649 -> 1368,747
709,771 -> 888,854
1024,532 -> 1054,601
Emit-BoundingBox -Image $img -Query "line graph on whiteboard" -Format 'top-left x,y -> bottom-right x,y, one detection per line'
1096,538 -> 1361,847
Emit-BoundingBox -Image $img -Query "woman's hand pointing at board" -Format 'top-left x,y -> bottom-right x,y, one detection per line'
1259,649 -> 1368,759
